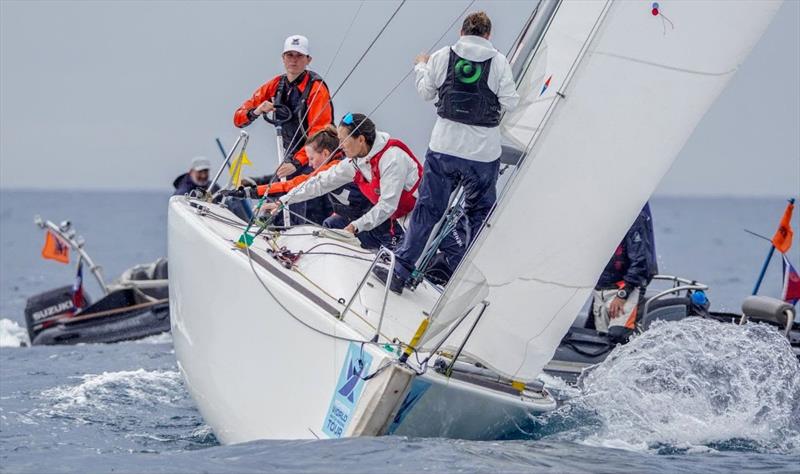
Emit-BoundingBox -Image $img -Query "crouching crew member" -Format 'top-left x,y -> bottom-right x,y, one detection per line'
592,203 -> 659,342
264,113 -> 422,250
233,126 -> 371,226
379,11 -> 519,294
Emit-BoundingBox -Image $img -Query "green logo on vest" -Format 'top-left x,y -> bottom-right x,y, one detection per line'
455,59 -> 482,84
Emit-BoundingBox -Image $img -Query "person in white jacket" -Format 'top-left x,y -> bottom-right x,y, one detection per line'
265,113 -> 422,250
376,11 -> 519,294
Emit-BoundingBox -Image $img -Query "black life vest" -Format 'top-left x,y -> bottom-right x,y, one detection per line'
435,49 -> 501,127
328,181 -> 371,222
269,70 -> 333,159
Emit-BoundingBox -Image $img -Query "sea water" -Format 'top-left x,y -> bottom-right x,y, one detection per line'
1,190 -> 798,473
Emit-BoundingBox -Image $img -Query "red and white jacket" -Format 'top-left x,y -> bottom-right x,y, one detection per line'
279,131 -> 422,232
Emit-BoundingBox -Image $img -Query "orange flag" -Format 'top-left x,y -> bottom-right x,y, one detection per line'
41,230 -> 70,264
771,201 -> 794,254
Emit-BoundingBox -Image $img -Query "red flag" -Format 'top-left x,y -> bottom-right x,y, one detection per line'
41,231 -> 70,264
782,255 -> 800,305
771,201 -> 794,254
71,260 -> 86,313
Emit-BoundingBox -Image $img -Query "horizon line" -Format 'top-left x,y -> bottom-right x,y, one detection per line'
0,186 -> 796,200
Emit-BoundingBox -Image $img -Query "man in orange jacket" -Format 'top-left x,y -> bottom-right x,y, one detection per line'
233,34 -> 334,180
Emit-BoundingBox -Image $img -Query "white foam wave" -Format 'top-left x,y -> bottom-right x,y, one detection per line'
537,373 -> 581,398
0,318 -> 30,347
568,318 -> 800,453
133,332 -> 173,345
41,369 -> 183,411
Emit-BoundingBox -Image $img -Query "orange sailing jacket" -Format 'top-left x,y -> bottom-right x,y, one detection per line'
234,71 -> 333,167
256,156 -> 340,196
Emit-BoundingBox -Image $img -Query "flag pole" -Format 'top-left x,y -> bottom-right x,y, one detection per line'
752,197 -> 795,295
215,136 -> 254,221
751,246 -> 776,295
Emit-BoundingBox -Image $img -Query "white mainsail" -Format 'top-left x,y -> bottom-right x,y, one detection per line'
423,0 -> 782,382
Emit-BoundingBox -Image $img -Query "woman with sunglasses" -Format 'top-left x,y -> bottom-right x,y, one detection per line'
265,113 -> 422,250
233,126 -> 372,226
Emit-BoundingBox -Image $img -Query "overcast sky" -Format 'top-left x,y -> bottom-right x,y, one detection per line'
1,0 -> 798,196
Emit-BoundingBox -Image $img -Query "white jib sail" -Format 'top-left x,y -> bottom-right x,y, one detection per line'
422,0 -> 782,382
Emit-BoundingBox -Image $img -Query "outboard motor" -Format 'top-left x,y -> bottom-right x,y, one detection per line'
24,285 -> 91,342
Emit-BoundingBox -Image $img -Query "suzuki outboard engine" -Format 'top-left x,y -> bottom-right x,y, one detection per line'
24,285 -> 91,342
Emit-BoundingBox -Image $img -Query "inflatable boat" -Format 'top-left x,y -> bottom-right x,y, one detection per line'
24,216 -> 170,346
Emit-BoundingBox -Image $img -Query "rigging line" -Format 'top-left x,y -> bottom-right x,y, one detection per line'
296,0 -> 475,158
266,0 -> 476,182
505,1 -> 541,57
358,0 -> 476,125
300,252 -> 374,263
491,0 -> 610,207
278,0 -> 404,158
291,265 -> 395,342
243,236 -> 405,347
234,1 -> 475,347
262,228 -> 399,334
325,0 -> 366,81
302,241 -> 375,256
427,0 -> 604,323
330,0 -> 407,99
744,229 -> 773,243
282,0 -> 366,155
254,233 -> 404,346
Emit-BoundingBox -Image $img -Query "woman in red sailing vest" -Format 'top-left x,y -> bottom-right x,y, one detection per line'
264,113 -> 422,250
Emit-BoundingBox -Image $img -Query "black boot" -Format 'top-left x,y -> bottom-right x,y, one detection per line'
371,266 -> 405,295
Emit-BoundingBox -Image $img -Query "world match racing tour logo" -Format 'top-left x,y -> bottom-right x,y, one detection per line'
322,343 -> 373,438
337,352 -> 365,403
455,58 -> 482,84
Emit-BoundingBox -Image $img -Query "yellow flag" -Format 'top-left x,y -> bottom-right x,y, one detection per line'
229,151 -> 252,188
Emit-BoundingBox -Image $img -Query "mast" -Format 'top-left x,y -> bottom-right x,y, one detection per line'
421,0 -> 783,382
508,0 -> 561,83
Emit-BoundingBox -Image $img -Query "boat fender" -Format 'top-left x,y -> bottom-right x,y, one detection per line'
741,295 -> 795,332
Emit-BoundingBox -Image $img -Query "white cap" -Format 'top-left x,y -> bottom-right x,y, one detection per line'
190,156 -> 211,171
283,35 -> 309,56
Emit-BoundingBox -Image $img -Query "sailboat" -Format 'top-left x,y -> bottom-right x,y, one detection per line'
168,0 -> 781,443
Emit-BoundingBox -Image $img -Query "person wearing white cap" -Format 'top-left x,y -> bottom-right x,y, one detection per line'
172,156 -> 218,196
233,34 -> 334,182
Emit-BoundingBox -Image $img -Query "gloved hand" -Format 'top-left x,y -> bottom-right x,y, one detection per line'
227,186 -> 259,199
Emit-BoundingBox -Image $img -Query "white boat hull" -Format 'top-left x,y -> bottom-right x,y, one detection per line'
168,197 -> 554,443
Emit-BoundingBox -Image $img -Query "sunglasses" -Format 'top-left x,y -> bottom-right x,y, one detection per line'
342,113 -> 354,125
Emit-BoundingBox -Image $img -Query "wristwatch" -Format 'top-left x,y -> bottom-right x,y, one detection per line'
284,157 -> 303,170
616,288 -> 629,299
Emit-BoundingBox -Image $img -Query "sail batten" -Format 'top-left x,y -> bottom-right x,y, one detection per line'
422,0 -> 782,382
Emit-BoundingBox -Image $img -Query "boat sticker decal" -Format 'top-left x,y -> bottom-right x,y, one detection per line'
322,342 -> 373,438
539,75 -> 552,96
386,378 -> 432,435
